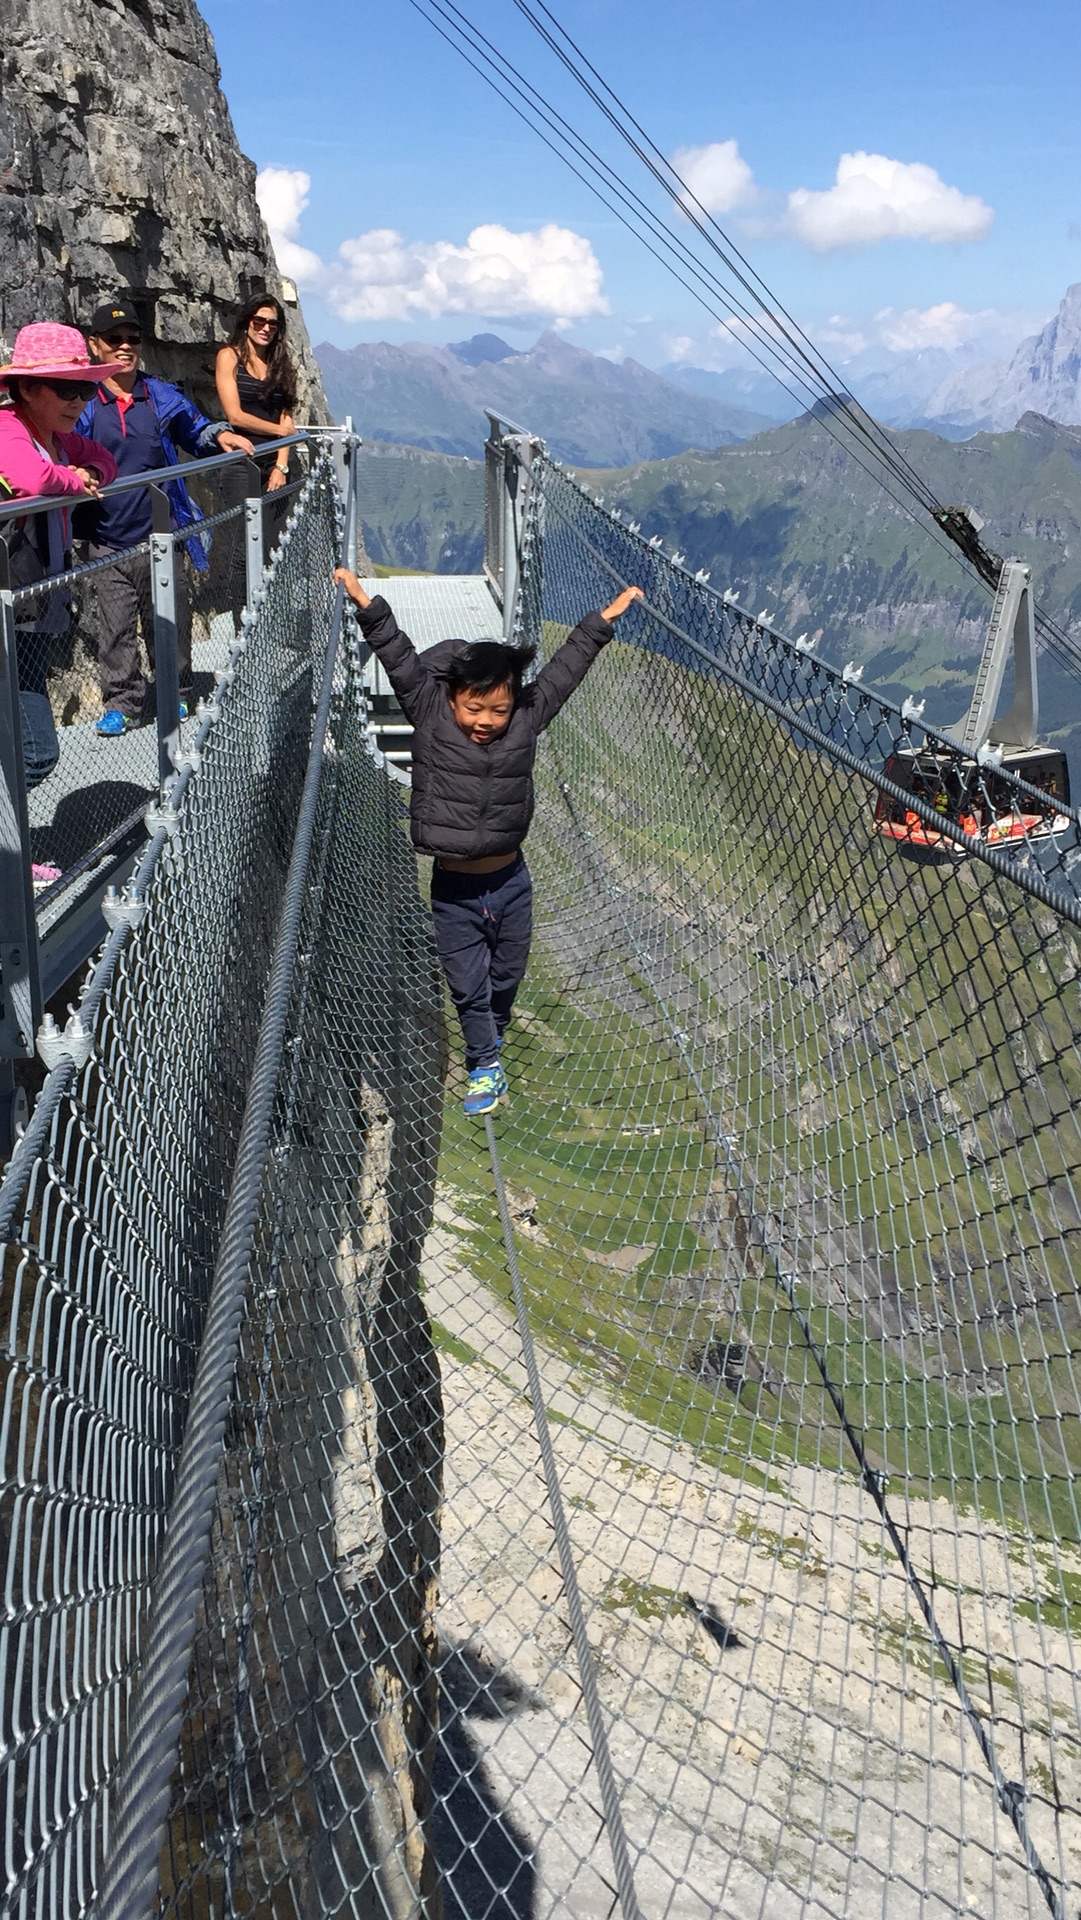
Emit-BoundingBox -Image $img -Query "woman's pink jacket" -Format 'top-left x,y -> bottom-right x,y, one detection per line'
0,409 -> 117,497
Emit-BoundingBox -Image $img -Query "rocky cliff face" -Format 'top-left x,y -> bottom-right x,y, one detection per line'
0,0 -> 328,423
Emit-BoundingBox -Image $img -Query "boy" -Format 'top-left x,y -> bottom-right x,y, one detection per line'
334,569 -> 643,1114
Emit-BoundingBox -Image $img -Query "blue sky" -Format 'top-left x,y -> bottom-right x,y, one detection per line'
203,0 -> 1081,375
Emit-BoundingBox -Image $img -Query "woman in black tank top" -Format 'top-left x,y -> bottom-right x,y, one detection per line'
215,293 -> 298,494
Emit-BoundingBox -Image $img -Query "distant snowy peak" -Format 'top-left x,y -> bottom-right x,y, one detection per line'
926,284 -> 1081,431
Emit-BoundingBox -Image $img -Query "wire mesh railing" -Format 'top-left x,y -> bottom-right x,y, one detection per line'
2,416 -> 1081,1920
417,442 -> 1080,1919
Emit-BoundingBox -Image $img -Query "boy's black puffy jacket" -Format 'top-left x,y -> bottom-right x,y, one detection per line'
355,595 -> 614,859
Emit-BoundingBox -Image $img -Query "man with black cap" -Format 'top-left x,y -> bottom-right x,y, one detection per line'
77,301 -> 253,734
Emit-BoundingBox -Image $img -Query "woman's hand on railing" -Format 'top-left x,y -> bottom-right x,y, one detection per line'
72,468 -> 104,497
601,585 -> 644,622
334,567 -> 371,610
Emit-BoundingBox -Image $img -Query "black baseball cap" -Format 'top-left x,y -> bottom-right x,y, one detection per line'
88,301 -> 142,337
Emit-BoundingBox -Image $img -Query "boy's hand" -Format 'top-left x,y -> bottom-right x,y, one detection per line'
600,585 -> 644,622
334,566 -> 371,610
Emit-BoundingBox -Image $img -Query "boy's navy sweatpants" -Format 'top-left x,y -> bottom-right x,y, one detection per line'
430,855 -> 533,1070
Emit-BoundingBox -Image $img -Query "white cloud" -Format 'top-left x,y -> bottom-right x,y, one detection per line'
255,168 -> 324,285
255,170 -> 609,324
875,301 -> 1012,352
786,153 -> 993,251
671,140 -> 756,215
817,315 -> 869,359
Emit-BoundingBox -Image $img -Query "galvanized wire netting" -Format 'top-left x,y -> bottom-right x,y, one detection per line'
3,428 -> 1081,1920
0,450 -> 377,1918
420,450 -> 1081,1920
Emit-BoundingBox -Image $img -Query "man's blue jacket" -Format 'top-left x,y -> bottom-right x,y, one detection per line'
75,376 -> 226,570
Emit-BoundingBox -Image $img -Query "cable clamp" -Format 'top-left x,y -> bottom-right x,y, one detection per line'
146,798 -> 181,839
627,520 -> 640,534
695,568 -> 711,584
649,534 -> 663,548
214,663 -> 237,691
171,741 -> 202,776
976,742 -> 1004,768
102,885 -> 147,933
36,1010 -> 94,1072
842,661 -> 864,685
794,632 -> 814,653
671,551 -> 685,567
900,696 -> 926,723
723,587 -> 737,604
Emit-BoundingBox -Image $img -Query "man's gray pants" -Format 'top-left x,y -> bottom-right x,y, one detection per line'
89,542 -> 193,722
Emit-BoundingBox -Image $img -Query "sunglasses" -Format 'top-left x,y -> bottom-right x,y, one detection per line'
104,333 -> 142,348
42,379 -> 100,401
249,317 -> 279,332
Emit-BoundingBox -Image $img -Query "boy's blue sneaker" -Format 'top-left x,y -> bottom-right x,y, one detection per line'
96,709 -> 139,736
463,1061 -> 508,1116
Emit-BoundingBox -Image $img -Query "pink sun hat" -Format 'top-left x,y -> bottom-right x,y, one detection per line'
0,321 -> 125,386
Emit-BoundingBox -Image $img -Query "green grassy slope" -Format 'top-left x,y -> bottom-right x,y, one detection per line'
426,630 -> 1081,1557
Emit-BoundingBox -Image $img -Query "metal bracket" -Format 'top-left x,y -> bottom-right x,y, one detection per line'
953,559 -> 1038,753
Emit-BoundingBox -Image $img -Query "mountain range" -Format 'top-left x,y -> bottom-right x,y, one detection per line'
317,329 -> 774,466
321,284 -> 1081,463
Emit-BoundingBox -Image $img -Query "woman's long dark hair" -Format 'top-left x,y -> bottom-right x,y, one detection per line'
227,293 -> 296,408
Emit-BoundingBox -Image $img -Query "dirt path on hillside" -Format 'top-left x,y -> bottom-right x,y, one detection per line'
423,1197 -> 1081,1920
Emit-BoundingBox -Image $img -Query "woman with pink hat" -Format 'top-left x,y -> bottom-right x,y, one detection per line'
0,322 -> 119,886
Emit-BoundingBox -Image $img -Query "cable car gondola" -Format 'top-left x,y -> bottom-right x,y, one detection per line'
874,552 -> 1072,856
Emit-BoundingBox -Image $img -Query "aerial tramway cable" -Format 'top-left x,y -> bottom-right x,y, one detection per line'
408,0 -> 1081,682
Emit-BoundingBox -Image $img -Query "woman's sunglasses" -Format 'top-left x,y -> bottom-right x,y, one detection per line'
249,317 -> 279,332
42,379 -> 100,401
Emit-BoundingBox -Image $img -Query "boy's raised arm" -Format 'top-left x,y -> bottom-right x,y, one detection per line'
532,585 -> 643,731
334,568 -> 431,713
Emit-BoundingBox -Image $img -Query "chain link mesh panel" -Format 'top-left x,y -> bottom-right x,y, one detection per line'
0,451 -> 380,1918
3,430 -> 1081,1920
420,450 -> 1081,1920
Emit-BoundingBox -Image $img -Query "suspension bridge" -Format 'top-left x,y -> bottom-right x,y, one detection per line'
0,416 -> 1079,1920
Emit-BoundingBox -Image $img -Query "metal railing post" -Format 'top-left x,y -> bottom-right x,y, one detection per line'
149,486 -> 180,790
0,553 -> 42,1066
242,457 -> 265,606
344,420 -> 360,574
501,433 -> 535,641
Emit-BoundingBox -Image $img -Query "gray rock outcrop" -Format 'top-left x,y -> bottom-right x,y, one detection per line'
0,0 -> 329,422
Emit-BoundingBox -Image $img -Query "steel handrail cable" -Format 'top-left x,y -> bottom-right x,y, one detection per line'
88,573 -> 349,1920
483,1111 -> 646,1920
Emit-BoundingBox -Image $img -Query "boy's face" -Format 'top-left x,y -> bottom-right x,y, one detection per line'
449,681 -> 515,744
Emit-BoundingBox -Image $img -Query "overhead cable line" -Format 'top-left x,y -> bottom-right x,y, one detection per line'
409,0 -> 1081,682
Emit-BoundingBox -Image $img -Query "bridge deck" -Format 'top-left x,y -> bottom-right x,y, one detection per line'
360,573 -> 501,696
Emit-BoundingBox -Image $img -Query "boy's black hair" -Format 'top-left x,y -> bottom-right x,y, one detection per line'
446,639 -> 538,698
